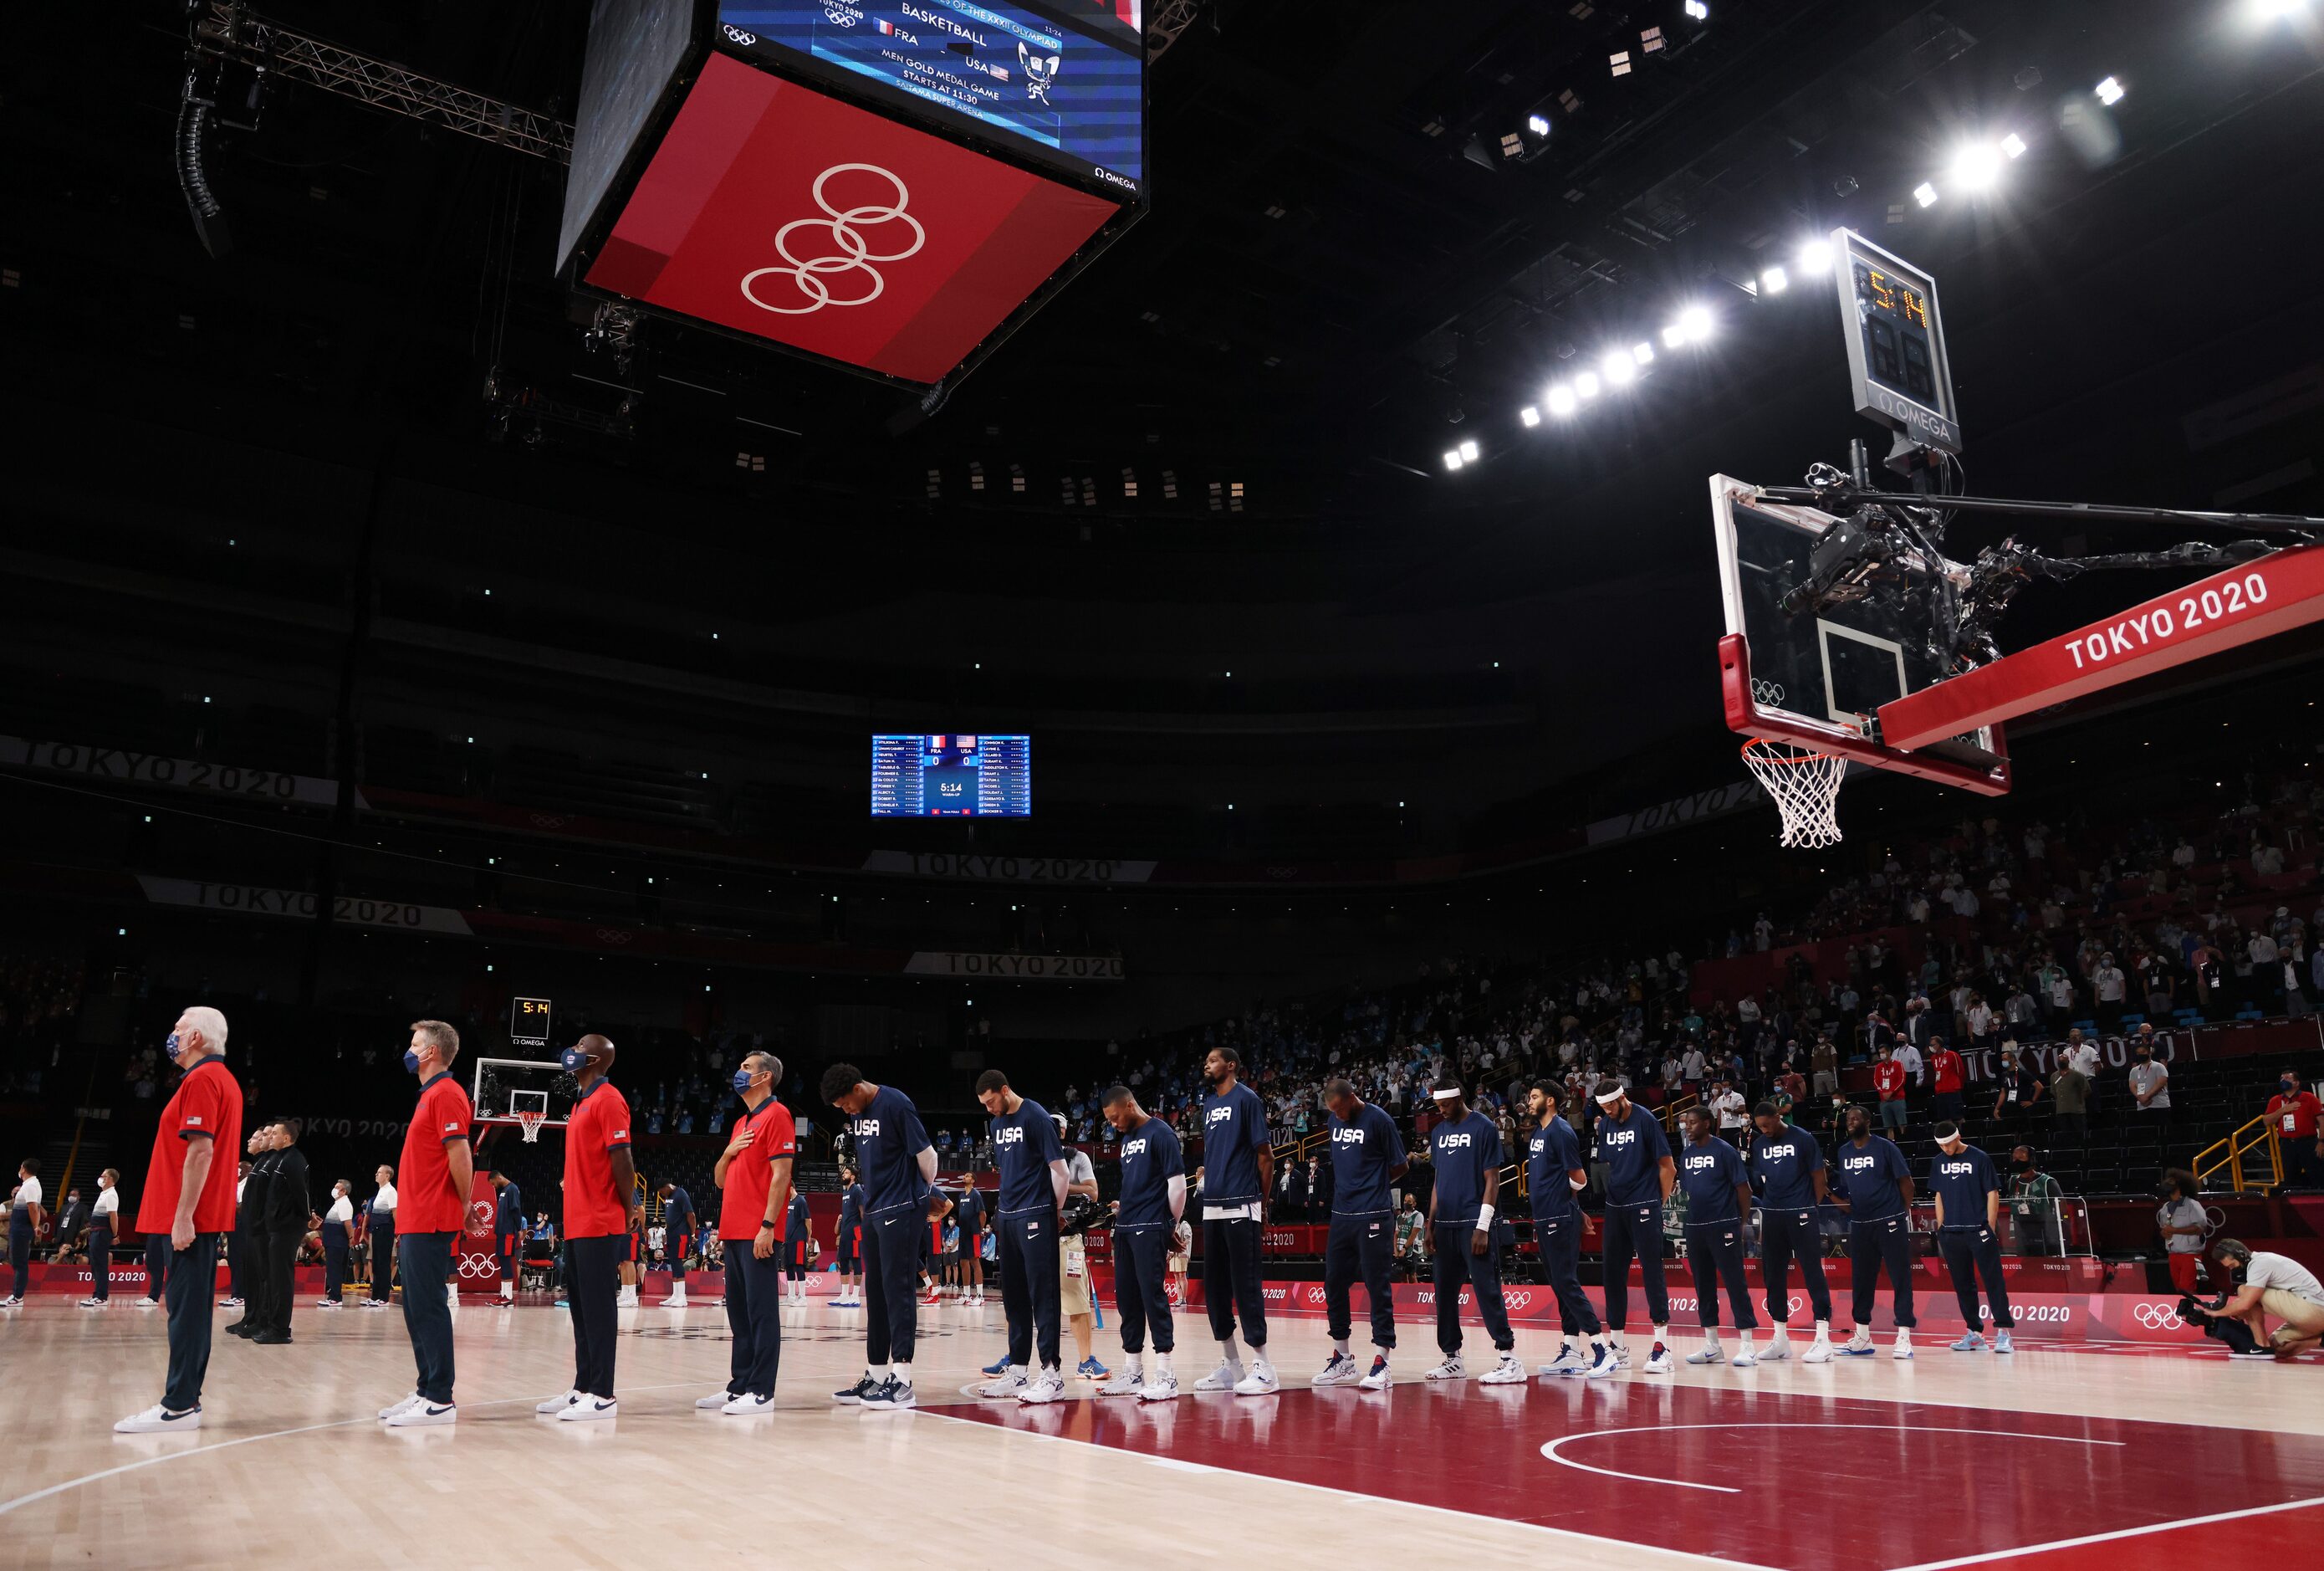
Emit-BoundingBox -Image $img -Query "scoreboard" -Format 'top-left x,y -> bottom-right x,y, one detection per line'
871,734 -> 1032,816
1831,228 -> 1961,456
509,996 -> 554,1048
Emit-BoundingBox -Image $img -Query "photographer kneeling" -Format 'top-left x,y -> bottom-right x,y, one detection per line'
2186,1238 -> 2324,1360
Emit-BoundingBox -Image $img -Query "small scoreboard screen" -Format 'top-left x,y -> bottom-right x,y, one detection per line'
509,996 -> 554,1047
871,734 -> 1032,816
1831,228 -> 1960,455
718,1 -> 1145,198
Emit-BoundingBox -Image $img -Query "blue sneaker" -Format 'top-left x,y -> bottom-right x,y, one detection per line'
833,1374 -> 878,1406
1949,1331 -> 1986,1353
982,1354 -> 1012,1376
1076,1356 -> 1111,1381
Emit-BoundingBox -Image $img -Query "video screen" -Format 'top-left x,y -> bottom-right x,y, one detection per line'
718,1 -> 1144,196
871,734 -> 1032,816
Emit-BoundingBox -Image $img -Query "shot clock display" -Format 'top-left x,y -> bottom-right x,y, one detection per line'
1830,228 -> 1961,455
509,996 -> 553,1048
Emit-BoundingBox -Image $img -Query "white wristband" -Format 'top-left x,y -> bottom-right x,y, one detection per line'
1569,1175 -> 1588,1191
1475,1204 -> 1495,1230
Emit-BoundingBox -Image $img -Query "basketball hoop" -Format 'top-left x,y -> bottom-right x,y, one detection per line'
1741,737 -> 1849,848
515,1110 -> 548,1144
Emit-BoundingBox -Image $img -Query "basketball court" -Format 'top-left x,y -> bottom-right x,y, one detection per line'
6,1295 -> 2319,1568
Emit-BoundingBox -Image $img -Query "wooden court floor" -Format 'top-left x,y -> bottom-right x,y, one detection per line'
3,1294 -> 2319,1569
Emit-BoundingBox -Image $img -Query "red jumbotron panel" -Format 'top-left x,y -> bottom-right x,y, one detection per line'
584,52 -> 1120,383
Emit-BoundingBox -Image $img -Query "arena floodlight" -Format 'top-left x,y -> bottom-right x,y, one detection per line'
1678,304 -> 1713,341
1950,143 -> 2004,191
1632,341 -> 1655,366
2095,75 -> 2124,105
1574,370 -> 1601,400
1913,180 -> 1939,207
1520,405 -> 1541,427
1760,264 -> 1789,295
1545,383 -> 1578,416
2000,132 -> 2027,159
1797,238 -> 1834,274
1460,438 -> 1480,461
1527,114 -> 1551,136
1661,321 -> 1688,349
1684,0 -> 1708,18
1443,448 -> 1464,471
1600,351 -> 1634,387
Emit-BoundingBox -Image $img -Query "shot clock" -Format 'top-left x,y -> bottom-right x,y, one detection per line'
1830,228 -> 1961,456
509,995 -> 553,1048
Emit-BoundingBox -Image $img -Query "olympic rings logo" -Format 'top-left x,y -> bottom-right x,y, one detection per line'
1751,678 -> 1785,708
455,1255 -> 498,1279
2133,1301 -> 2183,1330
741,165 -> 926,316
464,1200 -> 496,1238
2203,1206 -> 2224,1237
1504,1291 -> 1534,1311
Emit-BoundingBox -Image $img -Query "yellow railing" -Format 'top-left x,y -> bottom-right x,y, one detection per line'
2191,1113 -> 2282,1194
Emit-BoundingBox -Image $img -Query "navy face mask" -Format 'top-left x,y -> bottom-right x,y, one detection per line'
559,1046 -> 589,1073
164,1032 -> 186,1062
402,1049 -> 423,1074
733,1068 -> 761,1094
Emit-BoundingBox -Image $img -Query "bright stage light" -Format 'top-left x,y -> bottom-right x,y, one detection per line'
1631,341 -> 1655,366
1459,438 -> 1479,461
2000,132 -> 2027,159
2095,75 -> 2124,105
1661,322 -> 1687,349
1913,181 -> 1939,207
1601,351 -> 1636,386
1545,384 -> 1578,416
1951,143 -> 2004,191
1678,304 -> 1713,341
1759,264 -> 1788,295
1796,238 -> 1833,274
1574,370 -> 1601,400
1520,405 -> 1540,427
1443,448 -> 1464,471
1527,114 -> 1550,136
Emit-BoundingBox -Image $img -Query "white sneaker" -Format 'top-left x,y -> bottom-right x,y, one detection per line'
1137,1371 -> 1181,1401
1193,1362 -> 1244,1392
1802,1337 -> 1834,1364
378,1392 -> 424,1420
1891,1331 -> 1914,1360
316,1299 -> 341,1311
1479,1352 -> 1526,1384
1759,1332 -> 1792,1361
1642,1346 -> 1675,1375
979,1367 -> 1029,1399
1840,1328 -> 1876,1357
1611,1343 -> 1633,1369
721,1394 -> 774,1415
559,1396 -> 619,1421
1423,1354 -> 1468,1381
385,1402 -> 456,1427
1019,1368 -> 1068,1405
1732,1344 -> 1758,1368
1099,1368 -> 1145,1397
1232,1360 -> 1280,1395
1311,1351 -> 1362,1386
217,1297 -> 243,1309
616,1287 -> 639,1308
1357,1355 -> 1392,1390
1686,1343 -> 1726,1365
79,1297 -> 109,1308
660,1294 -> 687,1307
1537,1346 -> 1586,1377
534,1389 -> 582,1415
114,1404 -> 201,1434
1586,1344 -> 1621,1379
696,1392 -> 734,1410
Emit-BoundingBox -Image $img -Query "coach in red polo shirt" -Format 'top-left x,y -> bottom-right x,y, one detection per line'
116,1006 -> 243,1433
702,1048 -> 796,1415
538,1035 -> 638,1422
1928,1038 -> 1967,1124
376,1020 -> 475,1428
2267,1072 -> 2323,1190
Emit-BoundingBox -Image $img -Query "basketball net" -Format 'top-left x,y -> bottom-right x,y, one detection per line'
515,1110 -> 548,1144
1741,737 -> 1848,848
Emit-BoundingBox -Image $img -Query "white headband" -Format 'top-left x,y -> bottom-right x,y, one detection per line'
1595,1087 -> 1626,1105
1431,1088 -> 1462,1102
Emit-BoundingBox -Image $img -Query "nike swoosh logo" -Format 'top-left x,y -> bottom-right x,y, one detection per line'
594,1400 -> 615,1410
425,1405 -> 452,1416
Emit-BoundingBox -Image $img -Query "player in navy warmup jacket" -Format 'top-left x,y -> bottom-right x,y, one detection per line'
1744,1101 -> 1833,1362
1311,1078 -> 1407,1389
821,1063 -> 939,1410
1928,1122 -> 2015,1354
1422,1077 -> 1526,1384
1831,1103 -> 1918,1358
1676,1107 -> 1759,1367
1193,1047 -> 1278,1395
1591,1084 -> 1678,1374
1100,1086 -> 1187,1400
1525,1081 -> 1617,1379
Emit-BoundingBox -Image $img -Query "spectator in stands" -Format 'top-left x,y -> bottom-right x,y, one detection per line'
1872,1044 -> 1908,1133
1989,1046 -> 2043,1133
2007,1146 -> 2062,1256
2265,1073 -> 2321,1191
2191,1238 -> 2324,1359
1710,1077 -> 1748,1144
2154,1169 -> 2209,1296
2092,953 -> 2128,1031
1809,1036 -> 1839,1101
1927,1037 -> 1966,1125
2128,1035 -> 2171,1139
2049,1048 -> 2091,1146
1393,1193 -> 1426,1282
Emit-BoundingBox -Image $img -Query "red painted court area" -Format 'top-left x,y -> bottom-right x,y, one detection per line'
943,1382 -> 2324,1571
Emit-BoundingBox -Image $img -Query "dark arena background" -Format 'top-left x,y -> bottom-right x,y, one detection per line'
3,2 -> 2322,1565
